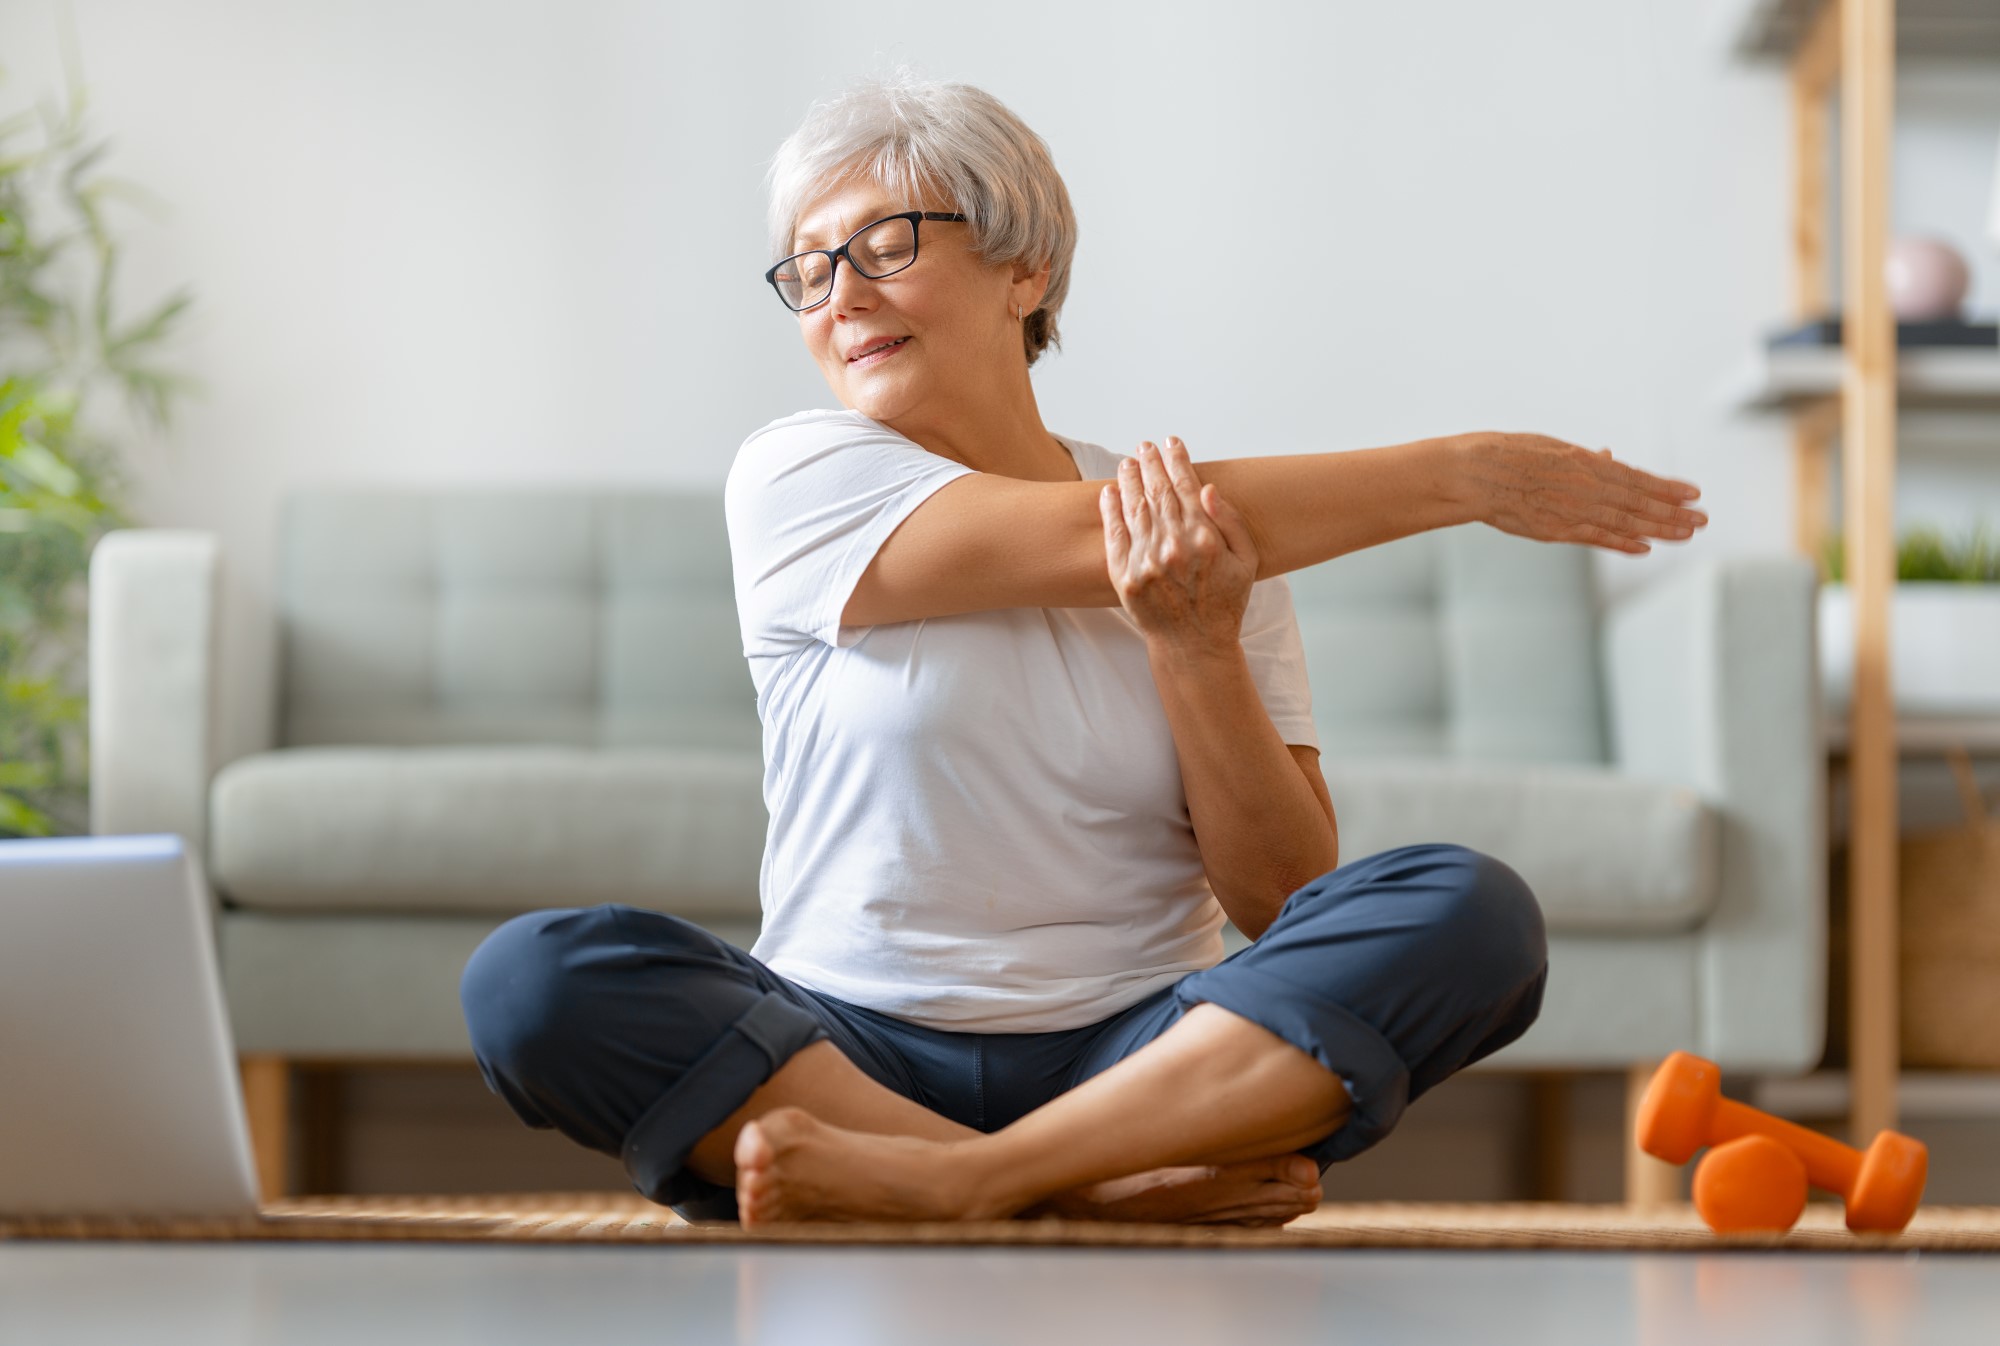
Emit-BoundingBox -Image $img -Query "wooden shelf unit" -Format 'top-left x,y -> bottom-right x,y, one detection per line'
1736,345 -> 2000,411
1755,1070 -> 2000,1121
1743,0 -> 1899,1145
1734,0 -> 2000,62
1823,714 -> 2000,756
1736,0 -> 2000,1143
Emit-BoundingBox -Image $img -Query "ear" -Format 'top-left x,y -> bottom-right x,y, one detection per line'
1009,262 -> 1052,316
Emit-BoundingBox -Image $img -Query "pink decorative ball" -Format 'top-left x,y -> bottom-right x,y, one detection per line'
1885,236 -> 1971,322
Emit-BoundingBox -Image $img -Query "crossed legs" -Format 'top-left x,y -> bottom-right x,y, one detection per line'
684,1013 -> 1339,1226
723,1002 -> 1349,1226
461,845 -> 1547,1228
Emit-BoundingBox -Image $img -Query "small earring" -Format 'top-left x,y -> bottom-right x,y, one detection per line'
1016,305 -> 1024,320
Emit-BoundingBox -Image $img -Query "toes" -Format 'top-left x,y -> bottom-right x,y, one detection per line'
1267,1180 -> 1319,1208
1199,1183 -> 1321,1226
1284,1155 -> 1319,1188
734,1121 -> 777,1228
735,1119 -> 775,1174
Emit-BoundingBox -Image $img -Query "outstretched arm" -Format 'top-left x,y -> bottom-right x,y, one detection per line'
842,431 -> 1704,629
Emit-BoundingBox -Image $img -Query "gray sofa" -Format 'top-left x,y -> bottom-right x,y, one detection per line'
88,488 -> 1824,1194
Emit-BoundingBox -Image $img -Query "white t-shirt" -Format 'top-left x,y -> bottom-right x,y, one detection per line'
723,408 -> 1320,1032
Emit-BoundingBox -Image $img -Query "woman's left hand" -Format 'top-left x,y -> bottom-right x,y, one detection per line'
1099,437 -> 1260,654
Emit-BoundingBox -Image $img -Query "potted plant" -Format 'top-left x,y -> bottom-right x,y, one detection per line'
1,64 -> 193,837
1819,522 -> 2000,715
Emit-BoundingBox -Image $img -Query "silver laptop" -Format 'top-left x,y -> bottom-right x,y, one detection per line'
0,833 -> 261,1218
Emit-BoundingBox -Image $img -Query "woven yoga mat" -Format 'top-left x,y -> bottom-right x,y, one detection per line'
7,1196 -> 2000,1250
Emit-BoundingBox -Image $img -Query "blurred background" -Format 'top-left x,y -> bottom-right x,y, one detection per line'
3,0 -> 1998,1202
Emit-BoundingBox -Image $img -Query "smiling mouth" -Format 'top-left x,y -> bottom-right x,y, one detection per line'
849,337 -> 911,364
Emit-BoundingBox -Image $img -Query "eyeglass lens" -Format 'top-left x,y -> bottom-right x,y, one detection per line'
772,216 -> 919,310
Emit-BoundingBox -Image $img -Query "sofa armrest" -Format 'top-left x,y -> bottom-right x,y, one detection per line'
1601,554 -> 1825,1072
88,530 -> 223,861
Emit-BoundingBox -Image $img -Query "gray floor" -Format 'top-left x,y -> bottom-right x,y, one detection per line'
2,1244 -> 1996,1345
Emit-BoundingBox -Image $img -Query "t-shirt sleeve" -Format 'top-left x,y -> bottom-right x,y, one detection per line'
725,414 -> 977,656
1239,574 -> 1320,751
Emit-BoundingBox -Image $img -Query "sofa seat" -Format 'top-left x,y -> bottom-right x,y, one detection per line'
210,742 -> 1714,938
1325,759 -> 1719,933
210,745 -> 766,921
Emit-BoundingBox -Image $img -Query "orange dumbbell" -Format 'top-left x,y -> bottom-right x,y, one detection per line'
1636,1051 -> 1928,1234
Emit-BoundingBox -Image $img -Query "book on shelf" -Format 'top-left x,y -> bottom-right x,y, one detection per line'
1768,317 -> 1998,349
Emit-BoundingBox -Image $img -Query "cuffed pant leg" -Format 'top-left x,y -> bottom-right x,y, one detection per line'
1170,843 -> 1548,1166
459,905 -> 843,1219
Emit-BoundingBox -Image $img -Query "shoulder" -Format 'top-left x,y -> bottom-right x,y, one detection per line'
725,409 -> 976,533
1053,433 -> 1126,482
730,409 -> 882,500
737,407 -> 877,460
732,408 -> 964,468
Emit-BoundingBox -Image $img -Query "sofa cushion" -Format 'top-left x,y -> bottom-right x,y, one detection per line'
1323,759 -> 1719,932
210,748 -> 1714,934
1287,526 -> 1607,765
219,911 -> 761,1057
210,746 -> 765,919
278,492 -> 759,752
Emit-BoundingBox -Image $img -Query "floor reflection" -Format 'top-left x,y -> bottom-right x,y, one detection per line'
0,1243 -> 1988,1346
1635,1253 -> 1935,1346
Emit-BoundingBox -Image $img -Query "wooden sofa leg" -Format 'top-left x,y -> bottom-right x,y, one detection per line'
239,1054 -> 292,1202
1525,1073 -> 1570,1201
1624,1062 -> 1682,1207
299,1065 -> 346,1195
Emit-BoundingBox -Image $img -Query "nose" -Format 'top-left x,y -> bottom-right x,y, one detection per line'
826,255 -> 880,316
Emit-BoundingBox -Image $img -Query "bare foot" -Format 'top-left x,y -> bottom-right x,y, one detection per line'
735,1107 -> 995,1226
1049,1156 -> 1324,1226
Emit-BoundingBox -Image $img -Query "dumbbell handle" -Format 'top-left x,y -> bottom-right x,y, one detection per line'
1709,1096 -> 1860,1195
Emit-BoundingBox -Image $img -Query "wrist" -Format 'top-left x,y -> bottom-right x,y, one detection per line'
1143,632 -> 1245,672
1433,433 -> 1490,528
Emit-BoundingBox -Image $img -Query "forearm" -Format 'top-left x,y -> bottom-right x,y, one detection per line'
1146,639 -> 1339,940
1196,436 -> 1480,581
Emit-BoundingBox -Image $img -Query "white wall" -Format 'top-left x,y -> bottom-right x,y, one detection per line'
2,0 -> 1996,767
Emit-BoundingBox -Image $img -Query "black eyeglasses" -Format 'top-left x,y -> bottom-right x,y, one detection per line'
764,210 -> 968,312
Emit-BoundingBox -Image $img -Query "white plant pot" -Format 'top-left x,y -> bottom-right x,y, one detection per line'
1819,583 -> 2000,714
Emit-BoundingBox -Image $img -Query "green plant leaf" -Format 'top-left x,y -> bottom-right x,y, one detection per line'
1823,521 -> 2000,584
105,287 -> 191,356
0,59 -> 193,837
0,791 -> 57,838
4,441 -> 83,496
0,760 -> 53,789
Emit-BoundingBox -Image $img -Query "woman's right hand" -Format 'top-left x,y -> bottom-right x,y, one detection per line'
1456,432 -> 1708,556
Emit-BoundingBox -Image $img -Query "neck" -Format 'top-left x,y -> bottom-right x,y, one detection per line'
873,365 -> 1069,481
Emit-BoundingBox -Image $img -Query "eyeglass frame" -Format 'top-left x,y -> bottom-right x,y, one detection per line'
764,210 -> 969,312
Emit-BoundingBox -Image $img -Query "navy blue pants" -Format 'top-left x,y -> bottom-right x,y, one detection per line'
460,843 -> 1546,1222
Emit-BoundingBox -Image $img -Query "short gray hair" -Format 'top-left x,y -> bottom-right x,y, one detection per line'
766,71 -> 1078,367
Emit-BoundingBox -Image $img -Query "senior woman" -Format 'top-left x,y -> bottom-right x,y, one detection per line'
460,75 -> 1707,1227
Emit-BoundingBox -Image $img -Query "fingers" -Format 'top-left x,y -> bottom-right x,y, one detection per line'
1158,437 -> 1206,521
1606,486 -> 1707,544
1136,440 -> 1181,527
1594,524 -> 1652,555
1615,478 -> 1708,530
1201,483 -> 1257,562
1582,502 -> 1658,555
1580,444 -> 1708,549
1590,447 -> 1706,517
1098,484 -> 1130,570
1117,457 -> 1152,552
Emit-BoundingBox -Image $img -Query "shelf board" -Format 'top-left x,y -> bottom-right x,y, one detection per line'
1731,0 -> 2000,62
1823,713 -> 2000,754
1732,345 -> 2000,412
1754,1069 -> 2000,1120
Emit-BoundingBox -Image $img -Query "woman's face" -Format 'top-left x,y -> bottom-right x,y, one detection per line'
787,178 -> 1038,425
